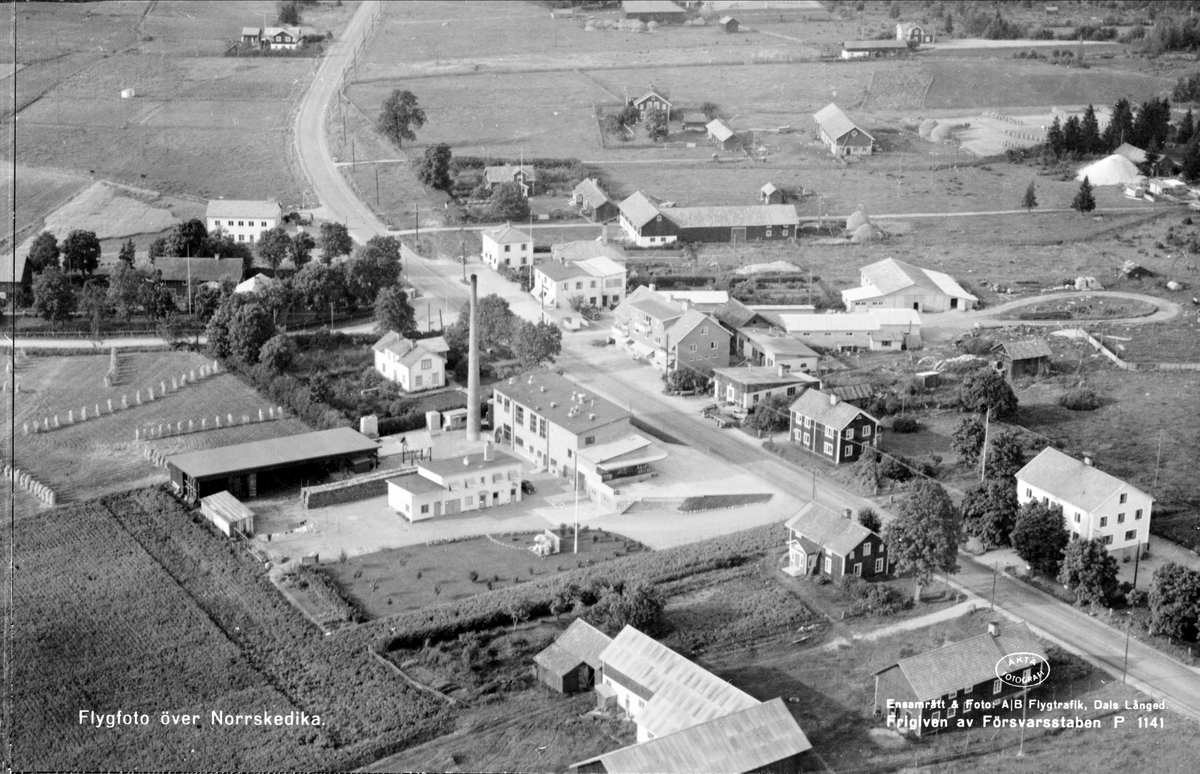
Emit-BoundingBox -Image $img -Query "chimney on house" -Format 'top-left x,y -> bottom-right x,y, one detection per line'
988,621 -> 1000,637
844,508 -> 853,520
1083,455 -> 1093,466
467,275 -> 481,442
483,441 -> 494,461
648,283 -> 656,293
680,299 -> 691,311
463,456 -> 470,466
829,393 -> 839,406
777,365 -> 786,378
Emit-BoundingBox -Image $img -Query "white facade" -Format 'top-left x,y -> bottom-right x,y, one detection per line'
1017,475 -> 1151,559
481,225 -> 532,270
205,200 -> 282,245
373,347 -> 445,392
388,449 -> 523,522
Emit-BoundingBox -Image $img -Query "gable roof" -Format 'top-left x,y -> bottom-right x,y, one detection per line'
715,298 -> 762,329
620,285 -> 685,323
777,313 -> 882,333
712,366 -> 819,389
536,260 -> 588,283
234,272 -> 276,294
789,389 -> 877,430
167,428 -> 377,479
205,199 -> 281,221
997,338 -> 1052,361
484,165 -> 536,185
882,622 -> 1046,702
241,26 -> 262,37
814,103 -> 873,143
1016,447 -> 1150,513
619,192 -> 662,229
829,382 -> 876,403
372,331 -> 442,367
706,119 -> 735,142
1114,142 -> 1147,164
151,257 -> 244,284
785,501 -> 876,557
738,328 -> 819,359
481,223 -> 530,245
633,89 -> 673,107
572,178 -> 611,209
551,240 -> 627,264
667,308 -> 726,342
858,258 -> 977,302
535,618 -> 612,676
761,182 -> 778,195
664,204 -> 798,229
599,626 -> 758,739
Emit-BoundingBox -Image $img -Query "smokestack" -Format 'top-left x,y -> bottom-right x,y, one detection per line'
467,274 -> 481,441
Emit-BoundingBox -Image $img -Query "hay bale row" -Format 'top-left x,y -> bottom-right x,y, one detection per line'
132,406 -> 286,441
5,464 -> 56,507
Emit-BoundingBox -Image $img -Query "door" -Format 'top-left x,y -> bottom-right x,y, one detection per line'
731,227 -> 746,244
950,298 -> 959,310
445,499 -> 461,515
789,544 -> 806,573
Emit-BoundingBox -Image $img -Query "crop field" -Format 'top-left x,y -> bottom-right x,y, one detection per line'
0,163 -> 90,252
5,352 -> 309,505
41,181 -> 177,240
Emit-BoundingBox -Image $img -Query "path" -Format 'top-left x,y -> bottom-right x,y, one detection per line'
923,291 -> 1182,331
852,599 -> 982,642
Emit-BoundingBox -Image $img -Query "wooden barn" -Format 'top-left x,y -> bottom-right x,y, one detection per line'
199,491 -> 256,537
994,338 -> 1052,379
533,619 -> 612,694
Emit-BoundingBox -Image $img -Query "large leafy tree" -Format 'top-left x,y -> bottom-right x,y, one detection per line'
107,262 -> 147,320
259,333 -> 298,373
983,428 -> 1025,481
31,267 -> 76,326
61,229 -> 101,276
1149,563 -> 1200,641
1010,500 -> 1069,577
28,231 -> 60,272
164,218 -> 210,258
744,393 -> 792,435
78,280 -> 110,338
446,293 -> 515,355
586,582 -> 666,636
347,236 -> 402,305
118,238 -> 137,266
206,230 -> 253,262
318,221 -> 354,263
225,299 -> 276,363
643,106 -> 668,142
291,231 -> 316,270
959,369 -> 1018,420
882,478 -> 961,602
1058,538 -> 1120,607
378,89 -> 426,149
951,415 -> 986,465
374,285 -> 416,335
417,143 -> 453,192
488,182 -> 531,221
139,281 -> 178,321
256,226 -> 294,271
513,319 -> 562,369
293,261 -> 349,312
961,479 -> 1019,548
1071,176 -> 1096,215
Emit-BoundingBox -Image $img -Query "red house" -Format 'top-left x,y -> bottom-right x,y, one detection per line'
783,502 -> 888,580
788,389 -> 879,465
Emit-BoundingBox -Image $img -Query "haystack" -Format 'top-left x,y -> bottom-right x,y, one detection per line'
1076,154 -> 1139,186
850,224 -> 885,243
930,123 -> 957,142
845,207 -> 872,231
918,119 -> 939,140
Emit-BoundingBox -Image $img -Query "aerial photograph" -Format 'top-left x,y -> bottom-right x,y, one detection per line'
4,0 -> 1200,771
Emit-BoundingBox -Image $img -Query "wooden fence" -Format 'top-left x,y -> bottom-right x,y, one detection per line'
1072,328 -> 1200,372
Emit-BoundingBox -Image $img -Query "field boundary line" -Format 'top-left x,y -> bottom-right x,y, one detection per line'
368,650 -> 465,706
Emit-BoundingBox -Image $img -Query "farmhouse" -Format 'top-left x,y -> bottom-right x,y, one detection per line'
387,443 -> 523,522
262,26 -> 303,50
706,118 -> 737,151
618,192 -> 800,246
760,182 -> 782,204
571,698 -> 810,774
993,338 -> 1052,379
492,371 -> 633,482
613,286 -> 732,372
372,331 -> 446,392
737,328 -> 820,371
873,622 -> 1047,737
205,199 -> 282,244
622,1 -> 686,24
712,365 -> 820,411
788,389 -> 879,465
783,502 -> 887,580
151,256 -> 246,300
776,309 -> 922,351
199,491 -> 256,538
166,428 -> 379,503
533,255 -> 627,310
842,258 -> 977,312
534,619 -> 613,695
484,165 -> 537,197
896,21 -> 934,44
813,104 -> 874,156
629,89 -> 674,119
0,250 -> 32,298
841,40 -> 910,58
1015,448 -> 1152,561
571,179 -> 619,222
481,223 -> 532,270
241,26 -> 263,45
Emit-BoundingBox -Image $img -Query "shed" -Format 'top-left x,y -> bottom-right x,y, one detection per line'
680,112 -> 709,132
760,182 -> 782,205
994,338 -> 1051,379
199,491 -> 256,537
718,16 -> 738,33
533,619 -> 613,694
120,88 -> 136,99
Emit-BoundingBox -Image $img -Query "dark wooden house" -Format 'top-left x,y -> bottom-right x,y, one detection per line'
788,389 -> 879,465
873,621 -> 1048,737
783,502 -> 888,580
534,618 -> 612,694
994,338 -> 1052,379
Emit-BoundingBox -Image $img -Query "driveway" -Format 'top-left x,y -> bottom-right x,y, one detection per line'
922,291 -> 1182,331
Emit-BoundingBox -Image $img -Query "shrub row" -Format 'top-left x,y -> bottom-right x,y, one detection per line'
450,156 -> 587,171
288,565 -> 369,625
226,359 -> 349,430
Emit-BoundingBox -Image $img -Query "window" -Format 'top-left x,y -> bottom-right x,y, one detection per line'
863,543 -> 871,556
584,435 -> 596,446
825,426 -> 835,438
1100,516 -> 1108,528
567,449 -> 572,459
1136,509 -> 1143,520
528,412 -> 537,430
701,326 -> 708,335
238,235 -> 245,242
516,437 -> 524,448
238,220 -> 244,226
964,684 -> 972,694
1102,535 -> 1114,545
539,418 -> 547,438
515,406 -> 525,424
420,358 -> 431,370
1026,488 -> 1032,498
803,433 -> 810,444
1118,513 -> 1125,524
854,562 -> 862,576
464,495 -> 473,505
261,221 -> 267,227
575,282 -> 583,290
781,227 -> 788,236
804,417 -> 812,428
1120,493 -> 1127,504
710,341 -> 717,349
823,556 -> 832,573
844,445 -> 852,456
1074,513 -> 1081,523
1125,530 -> 1136,541
504,245 -> 511,253
562,283 -> 569,290
420,504 -> 429,514
861,425 -> 872,438
844,428 -> 854,439
766,229 -> 773,237
590,281 -> 597,288
993,680 -> 1002,695
875,558 -> 884,573
824,442 -> 834,455
787,386 -> 796,396
227,220 -> 234,226
947,703 -> 956,719
688,343 -> 697,353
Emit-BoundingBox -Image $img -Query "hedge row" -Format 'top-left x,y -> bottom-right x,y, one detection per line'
373,523 -> 781,653
226,360 -> 349,430
450,156 -> 586,171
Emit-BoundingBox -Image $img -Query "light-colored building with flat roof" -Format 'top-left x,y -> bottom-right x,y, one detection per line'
387,444 -> 523,521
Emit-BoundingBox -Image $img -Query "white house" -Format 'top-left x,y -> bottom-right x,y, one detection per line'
205,199 -> 282,244
842,258 -> 977,313
387,443 -> 522,521
371,331 -> 446,393
533,255 -> 627,310
481,223 -> 532,270
1015,447 -> 1152,561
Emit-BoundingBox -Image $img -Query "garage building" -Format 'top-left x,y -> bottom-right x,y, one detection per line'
166,427 -> 379,503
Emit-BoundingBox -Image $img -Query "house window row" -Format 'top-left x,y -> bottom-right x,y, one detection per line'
222,220 -> 269,227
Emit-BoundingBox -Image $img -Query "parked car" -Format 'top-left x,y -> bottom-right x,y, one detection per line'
710,414 -> 735,428
521,480 -> 536,495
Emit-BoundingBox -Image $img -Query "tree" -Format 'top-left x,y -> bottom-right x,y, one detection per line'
28,231 -> 60,273
1080,104 -> 1102,155
960,479 -> 1018,548
374,285 -> 416,335
943,10 -> 953,34
858,507 -> 882,534
140,282 -> 178,321
31,267 -> 76,326
378,89 -> 426,149
1149,563 -> 1200,641
1062,115 -> 1082,155
618,102 -> 640,128
513,319 -> 563,369
417,143 -> 453,192
700,101 -> 719,120
446,293 -> 515,354
78,280 -> 110,339
164,218 -> 209,258
228,301 -> 276,364
259,333 -> 298,373
1178,108 -> 1195,146
643,106 -> 668,142
882,479 -> 961,602
983,428 -> 1025,481
291,231 -> 316,270
278,1 -> 300,25
959,369 -> 1018,420
951,415 -> 986,465
107,262 -> 146,320
1058,538 -> 1120,607
147,237 -> 167,262
191,283 -> 227,324
61,229 -> 101,276
1184,137 -> 1200,183
1103,97 -> 1135,152
347,236 -> 402,305
586,582 -> 665,636
118,238 -> 137,266
256,226 -> 294,271
318,221 -> 354,263
1010,500 -> 1069,577
1071,176 -> 1096,215
293,261 -> 349,312
488,182 -> 531,221
1045,116 -> 1065,158
206,229 -> 253,262
744,393 -> 791,435
1021,180 -> 1038,212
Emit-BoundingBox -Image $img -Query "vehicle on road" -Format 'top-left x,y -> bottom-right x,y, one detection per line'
521,480 -> 536,495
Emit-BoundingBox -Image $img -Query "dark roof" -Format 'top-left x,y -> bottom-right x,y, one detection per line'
152,257 -> 245,284
572,178 -> 611,209
714,298 -> 761,329
881,622 -> 1046,702
494,371 -> 630,437
535,619 -> 612,676
829,382 -> 877,403
997,338 -> 1052,361
785,501 -> 876,556
814,103 -> 873,144
167,428 -> 378,479
664,204 -> 798,229
789,389 -> 877,430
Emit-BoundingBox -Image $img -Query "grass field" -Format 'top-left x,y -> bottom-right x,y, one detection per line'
41,180 -> 176,240
6,352 -> 309,505
0,163 -> 91,253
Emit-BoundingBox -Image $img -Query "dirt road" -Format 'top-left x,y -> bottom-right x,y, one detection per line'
924,291 -> 1182,330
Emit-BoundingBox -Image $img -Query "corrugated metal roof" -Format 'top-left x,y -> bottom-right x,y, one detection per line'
200,490 -> 255,525
998,338 -> 1052,361
167,428 -> 378,479
578,255 -> 626,278
205,199 -> 281,220
738,329 -> 819,358
890,622 -> 1047,702
785,501 -> 875,557
619,192 -> 662,229
1016,447 -> 1149,513
778,313 -> 881,333
789,389 -> 877,430
576,698 -> 811,774
665,204 -> 799,229
830,383 -> 876,403
813,103 -> 872,144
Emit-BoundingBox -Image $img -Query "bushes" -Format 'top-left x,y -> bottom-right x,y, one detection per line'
958,336 -> 995,356
841,576 -> 911,617
890,416 -> 920,434
1058,388 -> 1101,411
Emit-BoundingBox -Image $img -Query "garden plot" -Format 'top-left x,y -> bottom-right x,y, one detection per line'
40,181 -> 176,240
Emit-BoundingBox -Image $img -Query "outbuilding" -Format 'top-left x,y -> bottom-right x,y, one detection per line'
813,103 -> 874,156
993,338 -> 1052,379
718,16 -> 738,33
199,491 -> 256,537
622,0 -> 686,24
534,619 -> 613,694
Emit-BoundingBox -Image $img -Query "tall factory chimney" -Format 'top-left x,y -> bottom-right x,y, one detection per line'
466,273 -> 481,441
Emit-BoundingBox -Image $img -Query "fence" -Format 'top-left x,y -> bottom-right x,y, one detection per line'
301,466 -> 414,509
1071,328 -> 1200,372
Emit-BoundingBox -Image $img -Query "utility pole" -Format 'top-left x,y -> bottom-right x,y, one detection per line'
990,563 -> 998,611
979,407 -> 991,482
351,139 -> 356,168
375,167 -> 380,206
460,227 -> 467,281
573,470 -> 580,555
1152,430 -> 1163,495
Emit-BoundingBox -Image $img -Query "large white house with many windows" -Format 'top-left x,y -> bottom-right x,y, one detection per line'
205,199 -> 282,244
1015,447 -> 1152,561
481,223 -> 532,270
371,331 -> 447,393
